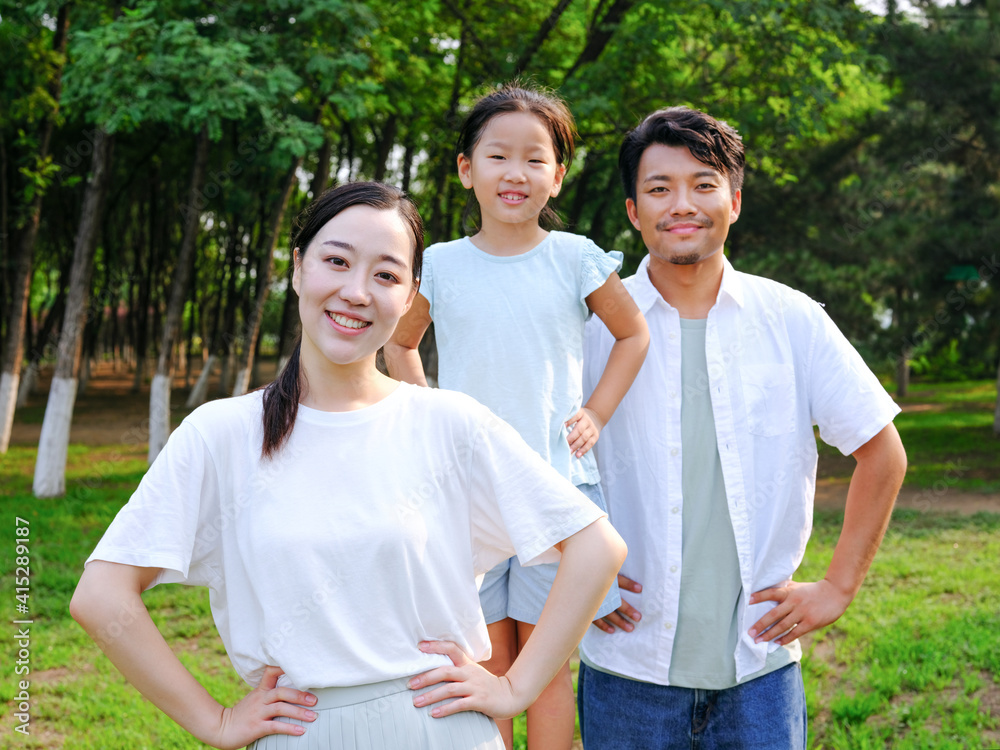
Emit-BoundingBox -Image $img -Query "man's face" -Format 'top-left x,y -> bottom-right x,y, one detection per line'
626,144 -> 741,267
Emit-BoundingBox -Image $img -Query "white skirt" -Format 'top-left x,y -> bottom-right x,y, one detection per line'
246,675 -> 505,750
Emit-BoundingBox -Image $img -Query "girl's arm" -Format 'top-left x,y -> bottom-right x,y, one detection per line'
566,273 -> 649,457
409,517 -> 627,718
383,292 -> 432,386
70,561 -> 318,750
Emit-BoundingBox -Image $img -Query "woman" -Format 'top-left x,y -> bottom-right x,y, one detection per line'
70,181 -> 626,750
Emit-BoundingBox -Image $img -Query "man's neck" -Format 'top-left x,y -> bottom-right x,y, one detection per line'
647,253 -> 724,319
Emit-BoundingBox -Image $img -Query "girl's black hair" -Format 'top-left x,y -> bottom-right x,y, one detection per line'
260,181 -> 424,459
456,80 -> 577,233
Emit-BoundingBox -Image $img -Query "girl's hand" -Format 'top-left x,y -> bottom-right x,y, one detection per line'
408,641 -> 523,720
211,666 -> 319,749
566,407 -> 604,458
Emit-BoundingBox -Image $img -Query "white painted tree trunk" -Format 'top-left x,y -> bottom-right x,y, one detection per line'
0,372 -> 19,453
148,373 -> 171,462
232,367 -> 251,397
186,354 -> 215,408
33,377 -> 77,497
16,365 -> 37,407
277,354 -> 290,373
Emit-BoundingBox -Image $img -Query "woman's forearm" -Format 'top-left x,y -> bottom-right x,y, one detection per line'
504,518 -> 626,708
71,562 -> 229,744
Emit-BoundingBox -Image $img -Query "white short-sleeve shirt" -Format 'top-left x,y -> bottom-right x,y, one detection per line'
87,384 -> 604,690
580,255 -> 900,684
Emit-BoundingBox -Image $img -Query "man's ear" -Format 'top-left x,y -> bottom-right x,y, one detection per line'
625,198 -> 642,231
457,153 -> 473,189
291,249 -> 302,295
729,188 -> 742,225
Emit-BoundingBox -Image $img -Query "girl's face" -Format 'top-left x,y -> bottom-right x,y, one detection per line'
458,111 -> 566,230
293,205 -> 416,371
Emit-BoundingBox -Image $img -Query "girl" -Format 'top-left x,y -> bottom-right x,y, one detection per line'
71,182 -> 626,750
384,84 -> 649,749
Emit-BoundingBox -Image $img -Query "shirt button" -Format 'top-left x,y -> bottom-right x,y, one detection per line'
670,391 -> 677,399
670,565 -> 678,573
669,333 -> 676,340
671,506 -> 680,514
670,448 -> 679,457
664,622 -> 673,630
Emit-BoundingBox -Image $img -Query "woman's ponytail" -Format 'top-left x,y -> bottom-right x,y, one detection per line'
260,338 -> 303,459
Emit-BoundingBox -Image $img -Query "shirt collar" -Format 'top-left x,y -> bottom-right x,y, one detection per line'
631,253 -> 746,313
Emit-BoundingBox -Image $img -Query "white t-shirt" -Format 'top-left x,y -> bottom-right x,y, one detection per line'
87,384 -> 604,690
419,231 -> 622,485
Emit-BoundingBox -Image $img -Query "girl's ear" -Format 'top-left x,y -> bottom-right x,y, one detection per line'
457,153 -> 474,189
291,249 -> 302,295
550,163 -> 567,198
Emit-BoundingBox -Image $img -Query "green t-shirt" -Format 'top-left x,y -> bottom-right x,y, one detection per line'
668,318 -> 793,689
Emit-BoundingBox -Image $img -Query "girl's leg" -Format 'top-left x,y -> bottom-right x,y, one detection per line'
517,620 -> 575,750
480,617 -> 518,749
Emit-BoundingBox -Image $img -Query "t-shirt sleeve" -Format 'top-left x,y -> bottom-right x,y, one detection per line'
579,240 -> 624,302
465,409 -> 606,575
86,420 -> 223,589
807,302 -> 901,456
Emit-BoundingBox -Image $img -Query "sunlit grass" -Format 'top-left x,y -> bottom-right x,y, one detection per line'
2,381 -> 998,748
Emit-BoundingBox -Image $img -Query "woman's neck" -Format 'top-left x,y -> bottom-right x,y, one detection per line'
297,352 -> 397,412
471,218 -> 549,257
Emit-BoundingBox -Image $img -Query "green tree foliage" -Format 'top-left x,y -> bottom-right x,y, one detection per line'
1,0 -> 997,465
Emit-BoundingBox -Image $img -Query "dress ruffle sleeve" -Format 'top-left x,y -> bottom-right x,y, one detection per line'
580,241 -> 624,302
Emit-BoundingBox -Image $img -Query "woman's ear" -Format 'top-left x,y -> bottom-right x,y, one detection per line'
291,249 -> 302,295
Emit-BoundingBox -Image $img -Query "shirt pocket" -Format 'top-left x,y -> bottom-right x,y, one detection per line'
741,364 -> 796,437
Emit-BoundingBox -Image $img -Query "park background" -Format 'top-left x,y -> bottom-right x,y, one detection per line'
1,0 -> 998,747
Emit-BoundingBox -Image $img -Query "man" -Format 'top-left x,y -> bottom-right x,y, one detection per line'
578,106 -> 907,748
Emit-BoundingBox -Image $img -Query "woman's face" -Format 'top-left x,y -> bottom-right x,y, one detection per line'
293,204 -> 416,370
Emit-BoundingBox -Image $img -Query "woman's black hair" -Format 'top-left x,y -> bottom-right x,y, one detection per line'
260,181 -> 424,459
456,80 -> 577,233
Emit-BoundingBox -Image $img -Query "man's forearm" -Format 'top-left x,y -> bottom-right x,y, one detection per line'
825,423 -> 907,599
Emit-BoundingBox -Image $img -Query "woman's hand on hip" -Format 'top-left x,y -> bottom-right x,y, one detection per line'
408,641 -> 523,720
211,666 -> 318,749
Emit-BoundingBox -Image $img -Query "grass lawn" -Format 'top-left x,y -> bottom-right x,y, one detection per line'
818,379 -> 1000,493
1,379 -> 998,748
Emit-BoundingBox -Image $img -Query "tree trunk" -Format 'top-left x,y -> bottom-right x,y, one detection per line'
186,353 -> 216,409
0,4 -> 71,453
17,289 -> 65,407
513,0 -> 573,74
33,129 -> 114,497
373,115 -> 398,182
132,167 -> 158,392
563,0 -> 636,83
149,127 -> 209,461
232,159 -> 302,396
896,345 -> 911,400
312,137 -> 333,197
217,233 -> 240,396
427,30 -> 467,241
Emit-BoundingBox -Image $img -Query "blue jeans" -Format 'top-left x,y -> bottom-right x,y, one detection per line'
577,661 -> 807,750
